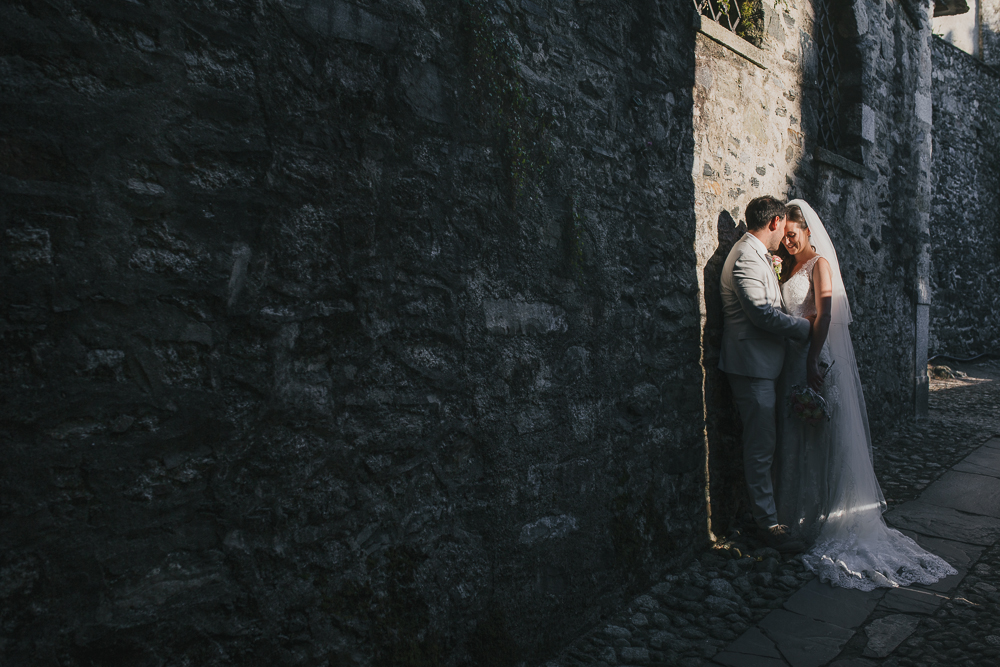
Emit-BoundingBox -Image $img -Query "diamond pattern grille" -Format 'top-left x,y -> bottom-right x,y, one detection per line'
815,0 -> 842,151
693,0 -> 742,34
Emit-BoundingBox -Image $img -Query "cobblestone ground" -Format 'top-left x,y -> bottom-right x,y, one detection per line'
542,358 -> 1000,667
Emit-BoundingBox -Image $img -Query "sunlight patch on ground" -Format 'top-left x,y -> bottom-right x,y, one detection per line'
928,362 -> 996,393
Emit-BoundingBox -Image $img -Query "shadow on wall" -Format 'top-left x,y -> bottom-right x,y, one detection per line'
702,210 -> 747,538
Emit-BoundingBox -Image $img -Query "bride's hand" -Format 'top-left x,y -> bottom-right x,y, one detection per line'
807,359 -> 824,391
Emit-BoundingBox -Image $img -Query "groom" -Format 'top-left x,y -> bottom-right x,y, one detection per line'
719,196 -> 812,553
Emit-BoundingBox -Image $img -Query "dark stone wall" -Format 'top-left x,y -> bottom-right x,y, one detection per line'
0,0 -> 702,664
930,36 -> 1000,357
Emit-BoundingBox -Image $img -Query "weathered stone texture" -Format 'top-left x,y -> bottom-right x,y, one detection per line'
694,0 -> 935,531
982,0 -> 1000,68
0,0 -> 705,664
0,0 -> 951,664
929,37 -> 1000,357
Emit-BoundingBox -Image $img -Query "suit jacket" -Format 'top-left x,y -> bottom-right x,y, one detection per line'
719,233 -> 811,379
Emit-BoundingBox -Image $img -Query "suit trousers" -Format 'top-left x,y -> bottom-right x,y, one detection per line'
727,373 -> 779,528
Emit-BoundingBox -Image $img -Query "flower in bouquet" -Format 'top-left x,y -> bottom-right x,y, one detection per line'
787,385 -> 830,426
770,254 -> 782,280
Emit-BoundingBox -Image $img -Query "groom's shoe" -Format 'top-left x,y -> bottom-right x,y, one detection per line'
762,524 -> 805,554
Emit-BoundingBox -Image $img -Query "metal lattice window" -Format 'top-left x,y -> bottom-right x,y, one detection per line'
693,0 -> 743,35
815,0 -> 843,151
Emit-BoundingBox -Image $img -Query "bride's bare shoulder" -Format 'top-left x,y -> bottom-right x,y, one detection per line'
812,256 -> 833,285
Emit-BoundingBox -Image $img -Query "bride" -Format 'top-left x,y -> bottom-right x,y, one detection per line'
772,200 -> 955,590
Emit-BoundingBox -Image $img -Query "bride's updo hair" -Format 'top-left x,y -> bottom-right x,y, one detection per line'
786,204 -> 808,229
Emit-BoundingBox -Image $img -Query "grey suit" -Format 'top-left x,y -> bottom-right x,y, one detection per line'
719,233 -> 810,527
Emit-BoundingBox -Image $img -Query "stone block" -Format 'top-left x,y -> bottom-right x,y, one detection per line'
709,577 -> 741,601
518,514 -> 578,544
725,627 -> 783,659
918,470 -> 1000,518
759,609 -> 854,667
878,587 -> 946,614
862,614 -> 920,658
305,0 -> 399,49
713,652 -> 789,666
619,646 -> 650,664
953,445 -> 1000,478
402,63 -> 448,124
884,500 -> 1000,545
705,594 -> 740,615
482,300 -> 568,335
915,91 -> 933,124
782,579 -> 883,629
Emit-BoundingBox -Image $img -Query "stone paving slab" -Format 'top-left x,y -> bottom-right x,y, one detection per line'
883,499 -> 1000,545
982,437 -> 1000,450
713,651 -> 789,667
759,609 -> 854,667
725,627 -> 784,659
953,444 -> 1000,478
918,469 -> 1000,518
782,579 -> 883,629
861,614 -> 920,658
877,586 -> 947,614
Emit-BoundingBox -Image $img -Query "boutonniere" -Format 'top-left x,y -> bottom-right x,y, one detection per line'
770,254 -> 783,280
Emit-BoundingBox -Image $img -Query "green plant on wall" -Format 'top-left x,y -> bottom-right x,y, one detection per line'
464,0 -> 551,206
703,0 -> 765,47
736,0 -> 765,47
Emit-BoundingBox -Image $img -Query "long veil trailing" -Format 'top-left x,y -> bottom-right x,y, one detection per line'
783,200 -> 955,590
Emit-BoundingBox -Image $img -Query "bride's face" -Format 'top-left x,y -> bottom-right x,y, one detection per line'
783,224 -> 811,256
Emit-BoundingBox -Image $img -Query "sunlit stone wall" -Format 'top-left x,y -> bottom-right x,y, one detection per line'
693,0 -> 935,527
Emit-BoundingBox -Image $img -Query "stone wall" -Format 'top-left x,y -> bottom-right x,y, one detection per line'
982,0 -> 1000,66
929,36 -> 1000,357
694,0 -> 936,527
0,0 -> 706,664
0,0 -> 944,664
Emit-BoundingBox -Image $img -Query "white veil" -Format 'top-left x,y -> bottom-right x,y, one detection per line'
783,201 -> 953,590
786,200 -> 851,325
786,200 -> 874,462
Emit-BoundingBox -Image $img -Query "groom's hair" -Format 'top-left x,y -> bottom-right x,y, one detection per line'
745,196 -> 787,231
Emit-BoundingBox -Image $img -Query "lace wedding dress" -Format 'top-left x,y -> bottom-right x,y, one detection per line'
773,201 -> 956,591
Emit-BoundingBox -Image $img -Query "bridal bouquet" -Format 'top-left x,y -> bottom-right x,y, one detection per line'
787,386 -> 830,426
788,362 -> 835,426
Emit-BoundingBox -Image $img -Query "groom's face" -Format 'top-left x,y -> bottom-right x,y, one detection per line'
767,215 -> 787,252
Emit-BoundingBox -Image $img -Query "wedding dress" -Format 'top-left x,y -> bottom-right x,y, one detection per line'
773,200 -> 956,591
